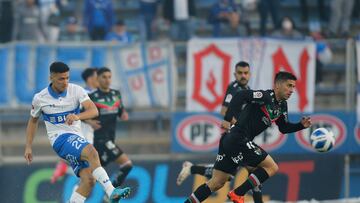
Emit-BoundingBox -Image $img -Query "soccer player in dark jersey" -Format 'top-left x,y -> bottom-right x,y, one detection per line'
184,71 -> 312,203
177,61 -> 264,202
89,67 -> 133,188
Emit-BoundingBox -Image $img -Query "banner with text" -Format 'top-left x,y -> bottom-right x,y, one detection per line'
0,41 -> 177,109
0,155 -> 351,203
172,111 -> 360,154
186,38 -> 316,113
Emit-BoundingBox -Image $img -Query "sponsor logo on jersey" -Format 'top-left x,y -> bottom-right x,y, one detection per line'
253,91 -> 263,98
231,152 -> 244,164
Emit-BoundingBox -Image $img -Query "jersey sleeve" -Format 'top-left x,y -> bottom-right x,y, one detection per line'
117,91 -> 125,116
76,85 -> 91,104
221,85 -> 234,107
30,95 -> 41,118
275,104 -> 304,133
275,115 -> 305,134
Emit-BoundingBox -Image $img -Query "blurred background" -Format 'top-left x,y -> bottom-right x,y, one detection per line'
0,0 -> 360,202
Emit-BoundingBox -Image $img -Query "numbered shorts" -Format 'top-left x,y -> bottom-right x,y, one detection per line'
213,134 -> 268,174
52,133 -> 90,177
94,140 -> 124,166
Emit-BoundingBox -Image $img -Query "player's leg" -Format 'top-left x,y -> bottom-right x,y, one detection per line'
177,161 -> 214,185
245,166 -> 263,203
184,134 -> 237,203
227,141 -> 272,203
229,155 -> 278,201
112,153 -> 133,187
177,162 -> 233,186
80,143 -> 131,202
69,168 -> 95,203
95,140 -> 133,187
184,169 -> 231,203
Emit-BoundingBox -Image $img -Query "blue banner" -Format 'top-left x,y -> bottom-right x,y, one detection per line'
0,42 -> 177,109
0,155 -> 352,202
171,112 -> 360,154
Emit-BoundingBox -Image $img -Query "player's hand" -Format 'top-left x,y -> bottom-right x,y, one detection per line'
301,116 -> 311,128
24,146 -> 33,165
65,114 -> 79,125
221,120 -> 231,130
121,111 -> 129,121
88,119 -> 102,130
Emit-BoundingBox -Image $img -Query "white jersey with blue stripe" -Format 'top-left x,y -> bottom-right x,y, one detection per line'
30,83 -> 90,146
80,86 -> 96,144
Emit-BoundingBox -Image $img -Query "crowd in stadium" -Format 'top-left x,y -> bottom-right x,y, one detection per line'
0,0 -> 359,43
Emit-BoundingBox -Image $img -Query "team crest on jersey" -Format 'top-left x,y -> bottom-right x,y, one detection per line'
253,91 -> 263,98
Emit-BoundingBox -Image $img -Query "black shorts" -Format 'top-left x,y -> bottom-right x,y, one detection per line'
93,140 -> 124,166
213,133 -> 268,174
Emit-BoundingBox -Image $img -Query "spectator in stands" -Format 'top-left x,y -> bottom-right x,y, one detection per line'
83,0 -> 114,41
163,0 -> 196,41
13,0 -> 46,42
271,16 -> 304,39
208,0 -> 240,37
0,1 -> 13,43
328,0 -> 354,38
258,0 -> 281,36
308,20 -> 333,85
300,0 -> 328,23
139,0 -> 159,41
59,16 -> 87,41
37,0 -> 62,42
105,20 -> 134,43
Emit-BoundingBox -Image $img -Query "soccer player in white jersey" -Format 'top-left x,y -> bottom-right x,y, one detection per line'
51,67 -> 100,183
24,62 -> 130,203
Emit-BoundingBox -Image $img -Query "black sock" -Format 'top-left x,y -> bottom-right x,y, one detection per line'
185,183 -> 212,203
252,185 -> 263,203
190,165 -> 213,179
234,167 -> 269,196
112,164 -> 133,187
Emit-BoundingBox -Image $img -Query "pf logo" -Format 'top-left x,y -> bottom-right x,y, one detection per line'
176,114 -> 222,151
295,114 -> 346,151
253,124 -> 287,151
192,44 -> 231,111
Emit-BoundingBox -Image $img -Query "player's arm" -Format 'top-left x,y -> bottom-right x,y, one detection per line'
25,96 -> 41,165
66,86 -> 99,125
220,86 -> 233,129
78,99 -> 99,121
221,85 -> 233,116
275,115 -> 311,134
24,116 -> 39,165
117,91 -> 128,121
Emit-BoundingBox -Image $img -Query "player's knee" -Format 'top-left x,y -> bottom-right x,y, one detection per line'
85,175 -> 96,188
81,173 -> 96,188
213,180 -> 226,191
266,163 -> 278,177
87,145 -> 99,161
208,178 -> 226,191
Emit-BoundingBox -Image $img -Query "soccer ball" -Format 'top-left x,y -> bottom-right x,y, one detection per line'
310,128 -> 335,152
